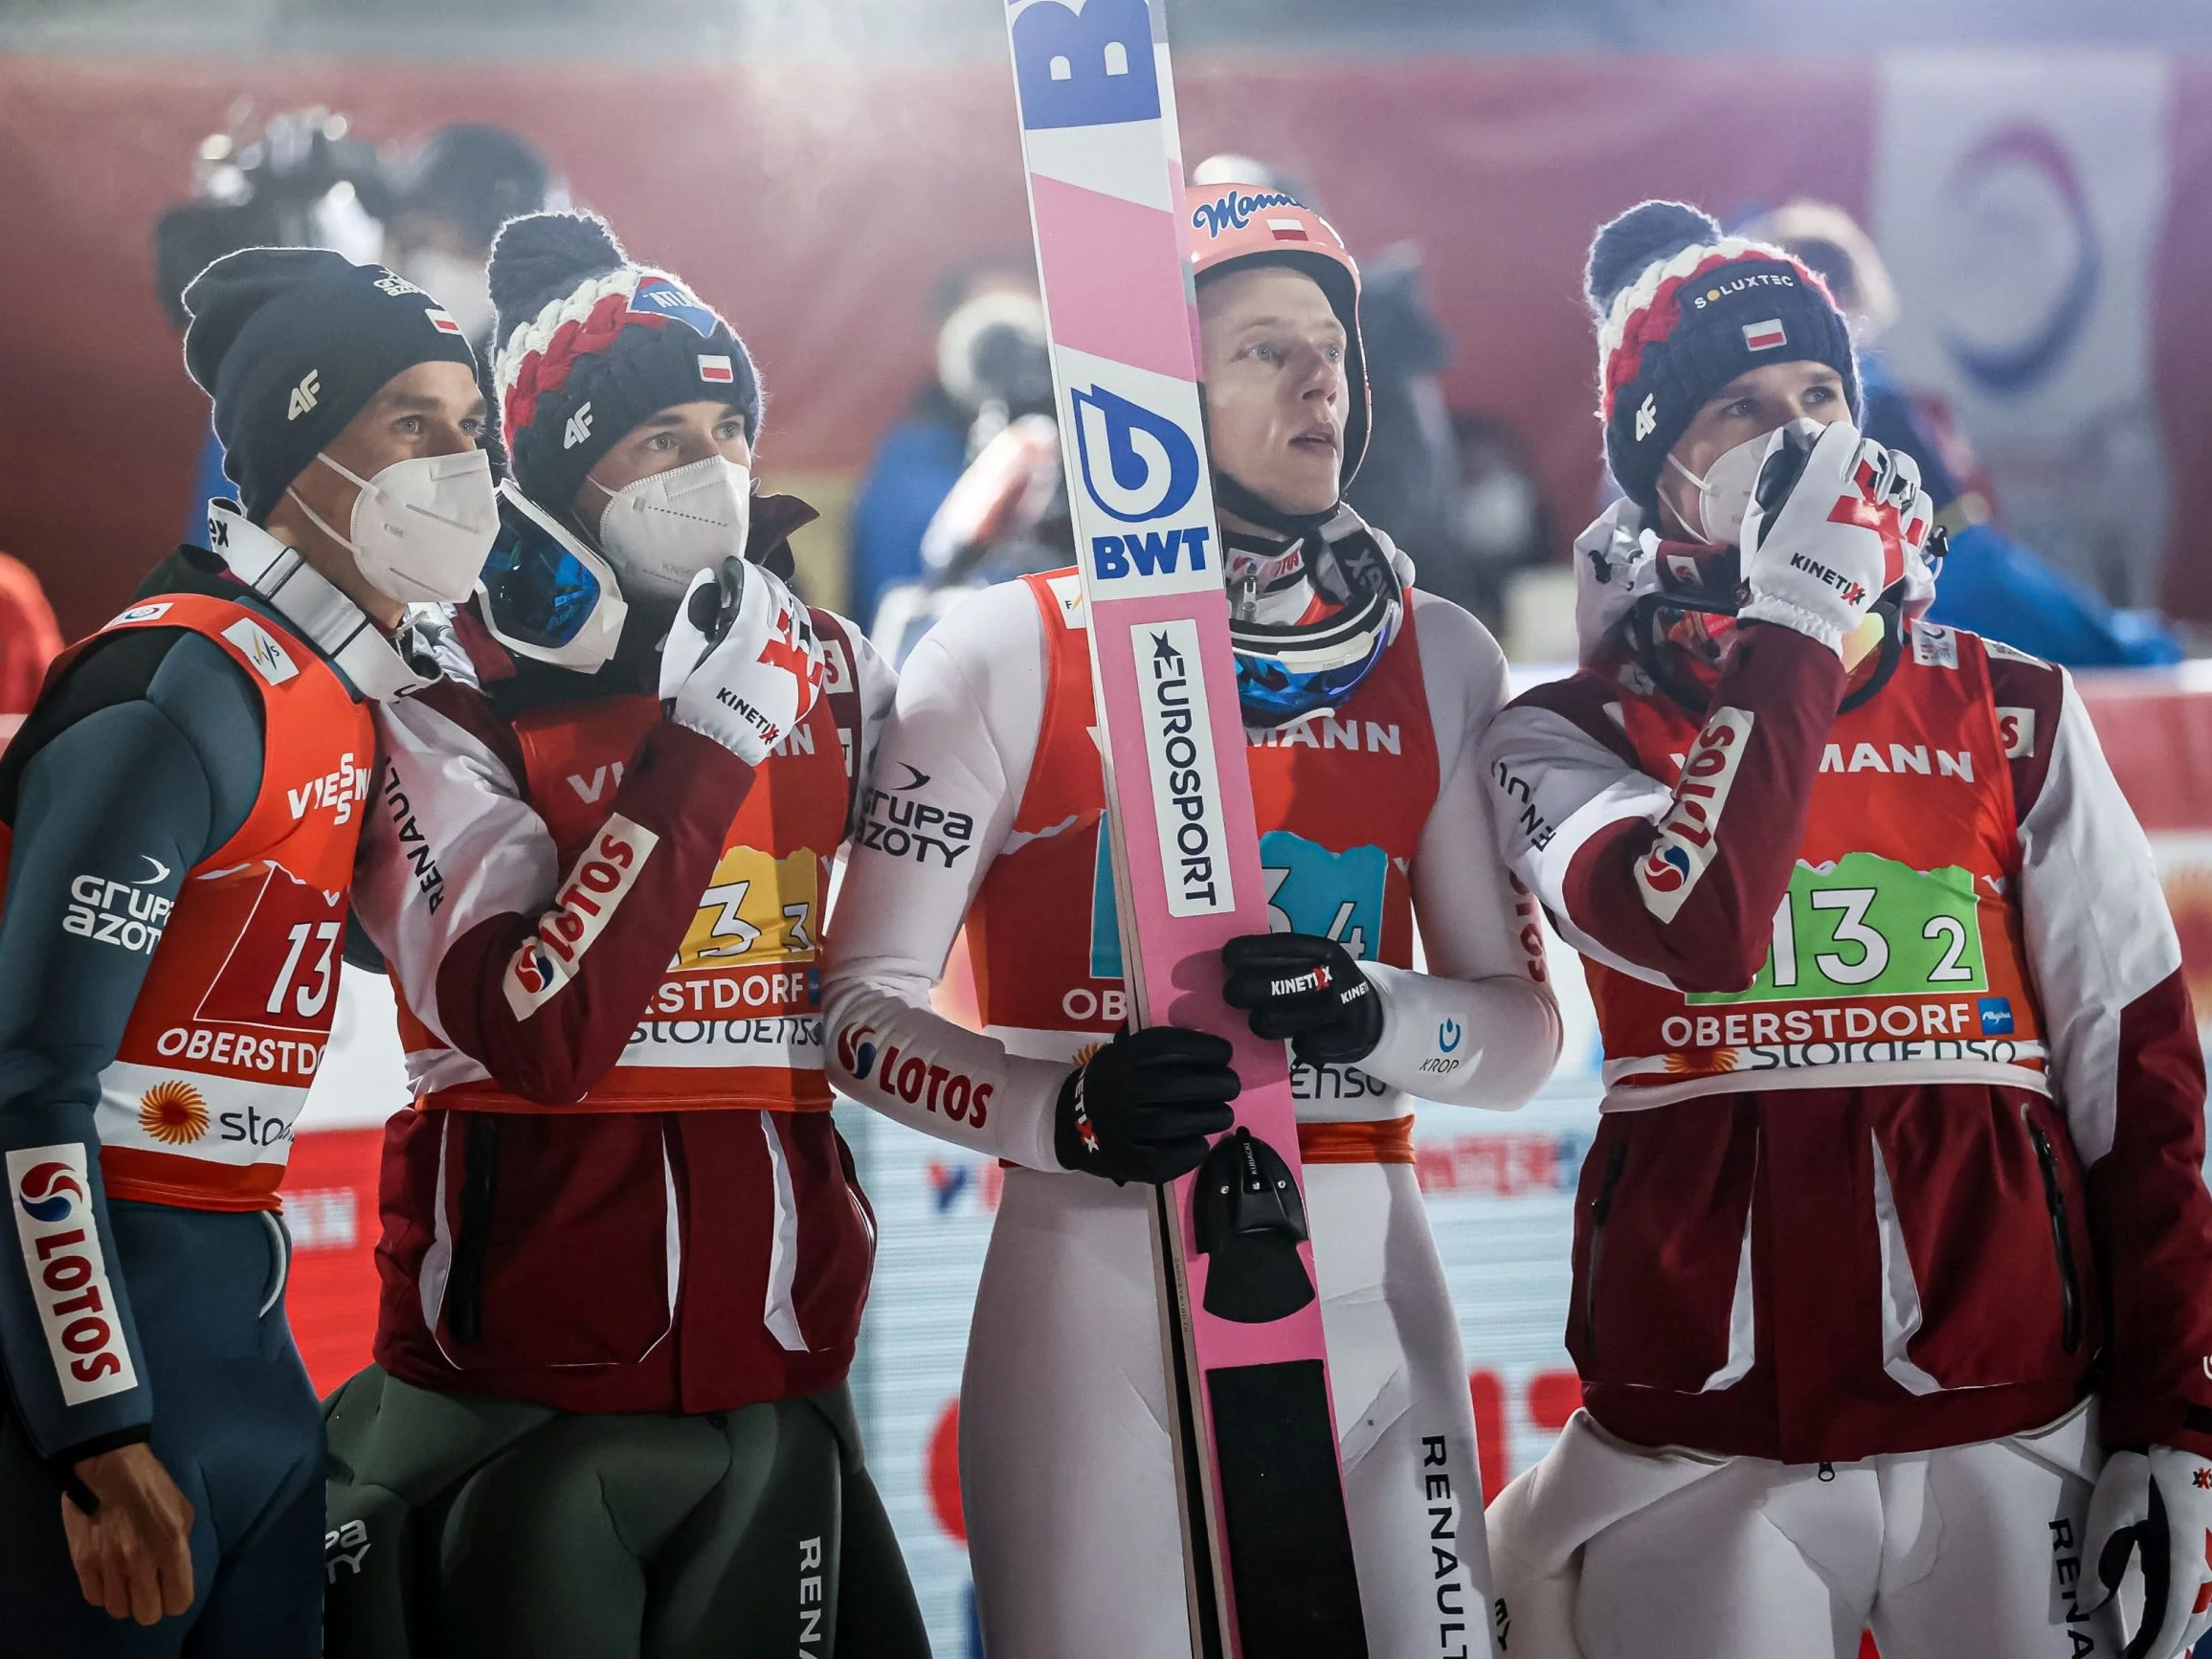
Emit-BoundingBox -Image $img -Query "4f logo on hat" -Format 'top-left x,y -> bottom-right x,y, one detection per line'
564,402 -> 593,450
1634,392 -> 1657,442
287,370 -> 321,421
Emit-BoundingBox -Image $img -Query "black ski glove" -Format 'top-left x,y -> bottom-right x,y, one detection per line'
1054,1025 -> 1240,1185
1220,932 -> 1384,1066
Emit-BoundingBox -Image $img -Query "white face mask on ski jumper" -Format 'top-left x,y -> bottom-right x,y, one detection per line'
590,456 -> 753,605
1663,417 -> 1821,547
285,447 -> 499,606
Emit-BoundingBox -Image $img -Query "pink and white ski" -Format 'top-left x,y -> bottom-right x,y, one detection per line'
1002,3 -> 1367,1653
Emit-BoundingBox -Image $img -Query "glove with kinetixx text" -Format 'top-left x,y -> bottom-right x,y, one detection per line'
1220,931 -> 1384,1066
2086,1445 -> 2212,1659
659,555 -> 826,767
1054,1025 -> 1240,1185
1736,419 -> 1934,657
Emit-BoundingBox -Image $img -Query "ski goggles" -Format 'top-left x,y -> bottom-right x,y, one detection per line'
1230,581 -> 1401,729
475,481 -> 627,671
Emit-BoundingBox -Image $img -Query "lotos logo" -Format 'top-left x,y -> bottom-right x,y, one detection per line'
1190,188 -> 1303,239
1635,706 -> 1756,923
17,1162 -> 83,1224
1071,385 -> 1200,525
503,816 -> 662,1018
8,1145 -> 137,1404
835,1022 -> 881,1082
1641,843 -> 1692,893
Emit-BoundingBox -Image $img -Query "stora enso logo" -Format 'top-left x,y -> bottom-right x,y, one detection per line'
1071,384 -> 1199,524
18,1162 -> 84,1223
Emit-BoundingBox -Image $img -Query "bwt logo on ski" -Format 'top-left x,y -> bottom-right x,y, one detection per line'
8,1145 -> 137,1405
1073,383 -> 1198,520
1135,619 -> 1236,917
1008,0 -> 1161,132
1071,384 -> 1208,579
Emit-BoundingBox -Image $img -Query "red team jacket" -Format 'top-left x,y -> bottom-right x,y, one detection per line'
1483,618 -> 2212,1465
354,610 -> 882,1416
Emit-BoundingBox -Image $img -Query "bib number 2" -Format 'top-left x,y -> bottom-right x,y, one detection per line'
1693,851 -> 1988,1004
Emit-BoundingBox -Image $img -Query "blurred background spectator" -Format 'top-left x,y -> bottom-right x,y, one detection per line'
1741,197 -> 2183,666
846,256 -> 1052,636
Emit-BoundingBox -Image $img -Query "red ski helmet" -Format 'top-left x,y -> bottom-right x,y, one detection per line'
1182,182 -> 1369,488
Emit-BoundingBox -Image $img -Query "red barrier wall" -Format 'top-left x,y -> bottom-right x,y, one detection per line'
0,53 -> 2206,641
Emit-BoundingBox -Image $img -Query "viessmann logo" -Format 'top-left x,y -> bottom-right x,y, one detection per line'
8,1145 -> 137,1404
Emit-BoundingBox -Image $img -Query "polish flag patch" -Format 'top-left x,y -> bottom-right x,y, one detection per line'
699,354 -> 734,384
425,308 -> 465,336
1743,318 -> 1787,351
1265,217 -> 1310,242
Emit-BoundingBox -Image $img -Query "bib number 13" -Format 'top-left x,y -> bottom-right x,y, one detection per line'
1699,851 -> 1989,1003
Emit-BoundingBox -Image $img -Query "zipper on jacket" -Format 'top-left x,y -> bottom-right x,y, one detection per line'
2027,1116 -> 2083,1356
1583,1139 -> 1630,1353
449,1116 -> 501,1346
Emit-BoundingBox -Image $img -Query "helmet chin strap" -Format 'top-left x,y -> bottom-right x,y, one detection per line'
1211,467 -> 1339,539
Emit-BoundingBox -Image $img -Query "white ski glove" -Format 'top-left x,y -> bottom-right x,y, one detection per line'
1736,419 -> 1934,657
2086,1445 -> 2212,1659
659,555 -> 826,767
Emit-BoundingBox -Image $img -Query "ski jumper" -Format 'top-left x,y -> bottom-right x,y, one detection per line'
1479,617 -> 2212,1659
326,601 -> 926,1659
824,569 -> 1560,1659
0,547 -> 380,1656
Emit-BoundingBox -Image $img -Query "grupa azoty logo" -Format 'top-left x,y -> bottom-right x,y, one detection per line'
1071,384 -> 1200,524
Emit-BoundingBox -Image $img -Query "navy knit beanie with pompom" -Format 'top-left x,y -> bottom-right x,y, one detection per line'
1586,199 -> 1858,520
486,212 -> 760,525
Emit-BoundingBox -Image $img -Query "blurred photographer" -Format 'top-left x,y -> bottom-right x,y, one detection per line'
381,123 -> 557,358
157,108 -> 391,537
847,259 -> 1054,631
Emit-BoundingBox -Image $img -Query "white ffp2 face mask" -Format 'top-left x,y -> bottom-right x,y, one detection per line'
286,447 -> 499,606
591,455 -> 753,604
1665,417 -> 1826,548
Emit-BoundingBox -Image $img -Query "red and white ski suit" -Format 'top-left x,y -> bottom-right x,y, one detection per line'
823,566 -> 1559,1659
1480,616 -> 2212,1659
351,607 -> 897,1415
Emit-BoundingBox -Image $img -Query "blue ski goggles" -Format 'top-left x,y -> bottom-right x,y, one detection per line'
476,482 -> 627,670
1230,582 -> 1401,729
